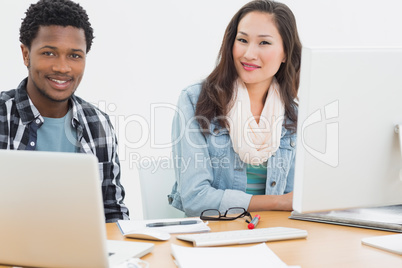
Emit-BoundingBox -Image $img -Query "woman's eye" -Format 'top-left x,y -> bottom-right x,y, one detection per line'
237,38 -> 247,43
260,41 -> 271,45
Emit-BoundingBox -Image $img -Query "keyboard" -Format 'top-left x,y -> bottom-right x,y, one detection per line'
176,227 -> 308,247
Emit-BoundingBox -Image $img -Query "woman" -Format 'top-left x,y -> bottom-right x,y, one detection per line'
169,0 -> 302,217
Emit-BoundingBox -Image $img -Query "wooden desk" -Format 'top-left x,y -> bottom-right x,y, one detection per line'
108,211 -> 402,268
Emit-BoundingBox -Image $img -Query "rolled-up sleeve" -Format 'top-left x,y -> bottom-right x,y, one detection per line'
219,189 -> 252,213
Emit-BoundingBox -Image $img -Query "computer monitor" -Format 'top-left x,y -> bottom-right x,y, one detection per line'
293,46 -> 402,213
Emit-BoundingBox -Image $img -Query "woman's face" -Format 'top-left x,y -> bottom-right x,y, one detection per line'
232,11 -> 285,91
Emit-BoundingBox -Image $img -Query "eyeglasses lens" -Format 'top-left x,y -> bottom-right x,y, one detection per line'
225,208 -> 246,219
201,209 -> 221,219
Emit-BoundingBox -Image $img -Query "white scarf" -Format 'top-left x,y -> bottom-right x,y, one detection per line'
227,78 -> 285,165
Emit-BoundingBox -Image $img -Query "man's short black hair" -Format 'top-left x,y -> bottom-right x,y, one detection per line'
19,0 -> 94,53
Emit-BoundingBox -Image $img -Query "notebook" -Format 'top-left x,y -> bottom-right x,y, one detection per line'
0,149 -> 153,268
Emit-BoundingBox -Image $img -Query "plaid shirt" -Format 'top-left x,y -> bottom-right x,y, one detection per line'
0,78 -> 129,223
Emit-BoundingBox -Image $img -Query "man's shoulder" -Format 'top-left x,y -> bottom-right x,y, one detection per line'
0,90 -> 17,117
0,89 -> 16,104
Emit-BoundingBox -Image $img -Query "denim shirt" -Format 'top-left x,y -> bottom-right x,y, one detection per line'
168,83 -> 297,217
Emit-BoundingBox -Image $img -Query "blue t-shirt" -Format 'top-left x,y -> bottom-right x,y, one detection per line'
36,109 -> 78,152
246,162 -> 268,195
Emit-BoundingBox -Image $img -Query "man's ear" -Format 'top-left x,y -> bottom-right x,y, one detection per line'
21,44 -> 30,67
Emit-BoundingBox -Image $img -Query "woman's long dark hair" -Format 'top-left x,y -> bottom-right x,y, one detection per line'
195,0 -> 302,133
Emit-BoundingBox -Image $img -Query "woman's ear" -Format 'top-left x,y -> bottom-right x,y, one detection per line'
21,44 -> 30,67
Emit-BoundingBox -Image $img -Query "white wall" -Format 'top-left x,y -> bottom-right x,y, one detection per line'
2,0 -> 402,219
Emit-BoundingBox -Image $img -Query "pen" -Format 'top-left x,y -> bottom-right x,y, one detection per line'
146,220 -> 198,227
247,214 -> 261,229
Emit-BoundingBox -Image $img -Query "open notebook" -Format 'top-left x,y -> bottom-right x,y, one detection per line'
0,150 -> 153,268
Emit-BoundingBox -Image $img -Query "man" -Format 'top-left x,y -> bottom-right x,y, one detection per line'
0,0 -> 129,223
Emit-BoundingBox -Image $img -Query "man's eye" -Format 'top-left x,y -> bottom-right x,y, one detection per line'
43,51 -> 54,56
71,54 -> 82,59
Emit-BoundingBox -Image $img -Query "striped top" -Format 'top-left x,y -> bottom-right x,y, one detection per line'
246,162 -> 267,195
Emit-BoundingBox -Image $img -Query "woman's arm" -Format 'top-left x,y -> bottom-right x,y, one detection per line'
248,192 -> 293,211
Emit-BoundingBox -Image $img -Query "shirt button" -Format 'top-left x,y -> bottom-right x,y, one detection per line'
290,141 -> 296,147
30,141 -> 35,147
270,181 -> 276,187
35,119 -> 41,124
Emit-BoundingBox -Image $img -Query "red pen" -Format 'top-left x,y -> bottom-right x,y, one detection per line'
248,214 -> 261,229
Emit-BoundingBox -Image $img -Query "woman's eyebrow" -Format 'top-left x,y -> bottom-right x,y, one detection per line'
237,31 -> 273,38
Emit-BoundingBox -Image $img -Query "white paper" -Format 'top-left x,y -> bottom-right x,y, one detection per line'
171,243 -> 289,268
117,218 -> 210,234
362,234 -> 402,255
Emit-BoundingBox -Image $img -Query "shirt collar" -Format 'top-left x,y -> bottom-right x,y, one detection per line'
14,78 -> 42,125
70,95 -> 83,130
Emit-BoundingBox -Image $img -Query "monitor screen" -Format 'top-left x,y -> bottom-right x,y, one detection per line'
293,47 -> 402,213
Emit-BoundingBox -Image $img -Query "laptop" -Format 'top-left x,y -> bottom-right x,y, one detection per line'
0,149 -> 153,268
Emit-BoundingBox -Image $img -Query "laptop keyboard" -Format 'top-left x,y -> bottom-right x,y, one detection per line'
176,227 -> 308,247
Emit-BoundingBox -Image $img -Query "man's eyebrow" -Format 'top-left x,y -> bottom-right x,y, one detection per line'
72,48 -> 85,53
39,45 -> 57,50
237,31 -> 273,38
38,46 -> 85,53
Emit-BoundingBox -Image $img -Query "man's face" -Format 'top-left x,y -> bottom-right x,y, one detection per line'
21,25 -> 86,106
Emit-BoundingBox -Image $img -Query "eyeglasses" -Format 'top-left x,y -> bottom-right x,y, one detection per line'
200,207 -> 252,223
